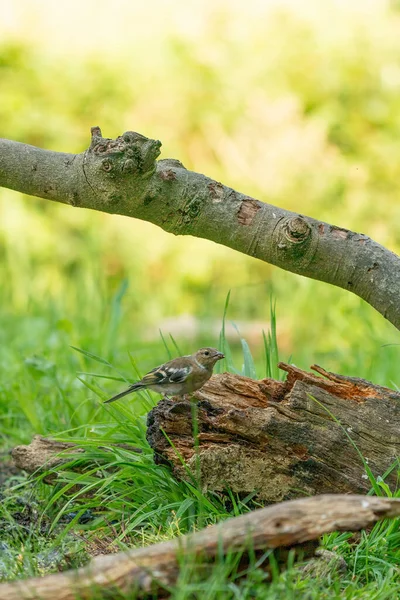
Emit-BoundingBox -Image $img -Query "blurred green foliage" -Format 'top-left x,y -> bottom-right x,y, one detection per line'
1,0 -> 400,387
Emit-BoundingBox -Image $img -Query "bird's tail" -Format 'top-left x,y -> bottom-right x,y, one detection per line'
104,382 -> 145,404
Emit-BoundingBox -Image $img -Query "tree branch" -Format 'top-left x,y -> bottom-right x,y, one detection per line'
1,127 -> 399,328
1,494 -> 399,600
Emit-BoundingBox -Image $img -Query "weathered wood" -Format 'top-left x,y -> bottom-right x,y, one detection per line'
1,495 -> 399,600
146,364 -> 400,501
2,130 -> 400,330
11,435 -> 85,472
11,435 -> 141,483
12,366 -> 400,501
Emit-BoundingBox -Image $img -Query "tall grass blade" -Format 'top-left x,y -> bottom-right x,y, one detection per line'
263,298 -> 281,380
104,278 -> 129,359
231,322 -> 257,379
159,329 -> 172,360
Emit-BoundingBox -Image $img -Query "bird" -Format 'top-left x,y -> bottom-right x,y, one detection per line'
104,347 -> 224,404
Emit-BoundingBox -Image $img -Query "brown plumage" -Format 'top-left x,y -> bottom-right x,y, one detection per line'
105,347 -> 224,403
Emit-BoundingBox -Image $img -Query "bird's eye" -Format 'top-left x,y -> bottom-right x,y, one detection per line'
204,350 -> 210,356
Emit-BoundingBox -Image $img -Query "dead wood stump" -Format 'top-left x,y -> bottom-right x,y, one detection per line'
146,363 -> 400,501
10,364 -> 400,501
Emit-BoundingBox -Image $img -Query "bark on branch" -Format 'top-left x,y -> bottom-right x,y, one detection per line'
0,127 -> 399,328
1,494 -> 399,600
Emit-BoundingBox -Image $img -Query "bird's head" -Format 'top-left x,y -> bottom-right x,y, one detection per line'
195,347 -> 225,368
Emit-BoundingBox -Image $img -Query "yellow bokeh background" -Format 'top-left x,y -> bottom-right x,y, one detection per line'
1,0 -> 400,378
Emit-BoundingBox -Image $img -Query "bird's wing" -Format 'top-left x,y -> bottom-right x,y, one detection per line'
168,366 -> 192,383
140,364 -> 191,386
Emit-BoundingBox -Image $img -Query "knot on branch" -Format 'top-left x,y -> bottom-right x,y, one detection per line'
182,196 -> 202,221
88,126 -> 161,178
272,215 -> 316,267
284,216 -> 311,243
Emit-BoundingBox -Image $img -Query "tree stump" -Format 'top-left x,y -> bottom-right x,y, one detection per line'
146,363 -> 400,501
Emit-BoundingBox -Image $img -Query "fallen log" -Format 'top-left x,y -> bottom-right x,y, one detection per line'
147,363 -> 400,501
11,435 -> 141,484
1,494 -> 399,600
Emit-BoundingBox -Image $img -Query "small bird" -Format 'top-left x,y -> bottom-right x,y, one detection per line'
104,347 -> 224,403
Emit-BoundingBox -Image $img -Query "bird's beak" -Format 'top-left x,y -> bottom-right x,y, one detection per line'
216,351 -> 225,359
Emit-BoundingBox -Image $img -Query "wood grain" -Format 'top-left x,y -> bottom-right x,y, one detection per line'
147,364 -> 400,501
1,495 -> 399,600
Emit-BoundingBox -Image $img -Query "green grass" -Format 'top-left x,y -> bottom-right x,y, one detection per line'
0,284 -> 399,599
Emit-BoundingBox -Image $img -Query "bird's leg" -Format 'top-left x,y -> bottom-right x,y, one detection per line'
171,394 -> 191,403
